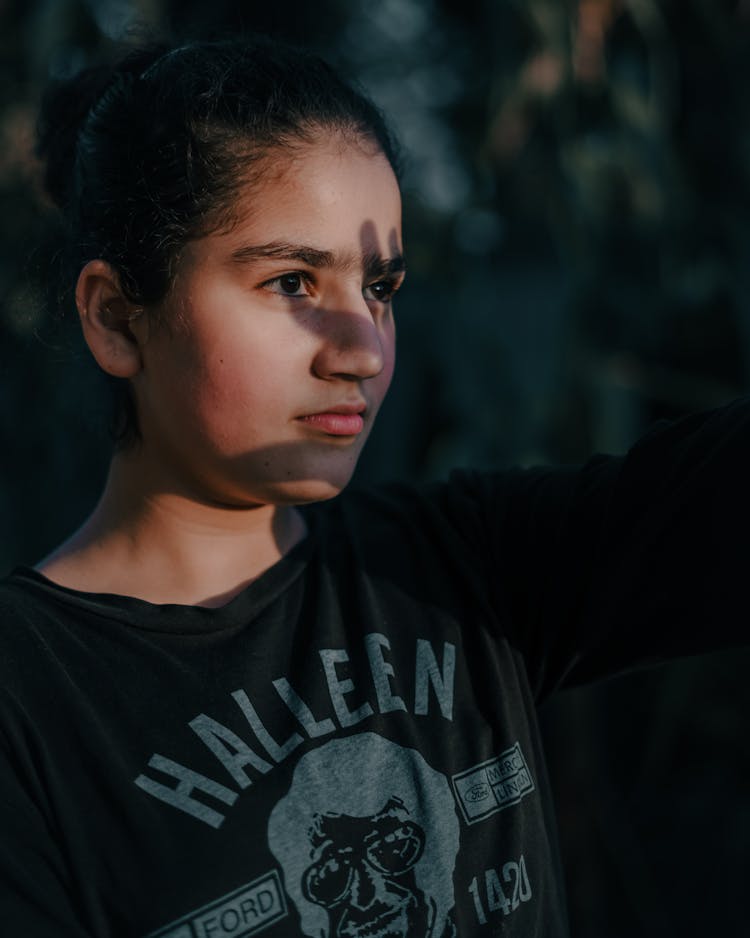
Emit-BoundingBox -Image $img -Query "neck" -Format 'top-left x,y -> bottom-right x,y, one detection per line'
36,449 -> 308,608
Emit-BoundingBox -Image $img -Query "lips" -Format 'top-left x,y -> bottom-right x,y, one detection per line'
297,402 -> 366,436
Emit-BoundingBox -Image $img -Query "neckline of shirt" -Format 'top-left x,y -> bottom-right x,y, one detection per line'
5,509 -> 318,635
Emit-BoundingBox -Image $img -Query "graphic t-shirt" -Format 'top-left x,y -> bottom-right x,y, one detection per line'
0,400 -> 748,937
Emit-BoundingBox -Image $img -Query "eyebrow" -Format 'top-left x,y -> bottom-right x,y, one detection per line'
229,241 -> 406,280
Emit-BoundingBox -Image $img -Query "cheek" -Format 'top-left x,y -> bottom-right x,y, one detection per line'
201,355 -> 273,412
182,346 -> 278,445
375,325 -> 397,399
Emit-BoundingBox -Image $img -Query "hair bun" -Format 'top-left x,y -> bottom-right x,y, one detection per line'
35,65 -> 116,209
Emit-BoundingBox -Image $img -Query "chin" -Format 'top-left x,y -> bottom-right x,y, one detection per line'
213,446 -> 363,507
259,449 -> 363,505
240,467 -> 357,506
270,476 -> 353,505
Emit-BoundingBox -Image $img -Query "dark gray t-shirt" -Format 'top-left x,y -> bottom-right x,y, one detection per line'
1,400 -> 747,937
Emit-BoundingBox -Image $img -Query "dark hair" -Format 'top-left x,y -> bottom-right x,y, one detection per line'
36,36 -> 401,447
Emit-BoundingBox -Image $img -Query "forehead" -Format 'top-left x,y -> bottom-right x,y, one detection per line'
194,137 -> 403,269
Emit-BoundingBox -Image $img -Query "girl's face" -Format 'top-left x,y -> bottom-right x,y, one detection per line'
131,137 -> 403,507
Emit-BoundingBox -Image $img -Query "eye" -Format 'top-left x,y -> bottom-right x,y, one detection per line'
303,850 -> 354,908
366,822 -> 424,874
263,272 -> 311,296
363,279 -> 399,304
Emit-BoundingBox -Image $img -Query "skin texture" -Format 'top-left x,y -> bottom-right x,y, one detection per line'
37,136 -> 404,606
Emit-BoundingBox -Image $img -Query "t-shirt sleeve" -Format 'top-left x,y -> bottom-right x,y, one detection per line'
444,397 -> 749,701
0,709 -> 92,936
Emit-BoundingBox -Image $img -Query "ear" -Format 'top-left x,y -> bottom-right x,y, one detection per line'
75,260 -> 147,379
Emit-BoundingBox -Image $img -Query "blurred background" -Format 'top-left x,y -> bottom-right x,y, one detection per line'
2,0 -> 749,934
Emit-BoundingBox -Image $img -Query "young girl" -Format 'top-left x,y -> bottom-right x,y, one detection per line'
1,35 -> 746,938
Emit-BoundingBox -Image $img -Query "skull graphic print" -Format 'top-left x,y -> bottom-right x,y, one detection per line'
268,733 -> 460,937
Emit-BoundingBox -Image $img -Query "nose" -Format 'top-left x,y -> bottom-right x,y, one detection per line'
347,861 -> 380,910
311,294 -> 388,382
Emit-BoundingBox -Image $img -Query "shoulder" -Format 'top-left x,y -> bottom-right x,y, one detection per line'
308,469 -> 538,585
0,569 -> 53,634
0,569 -> 89,682
0,566 -> 52,622
0,571 -> 59,708
327,466 -> 568,542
